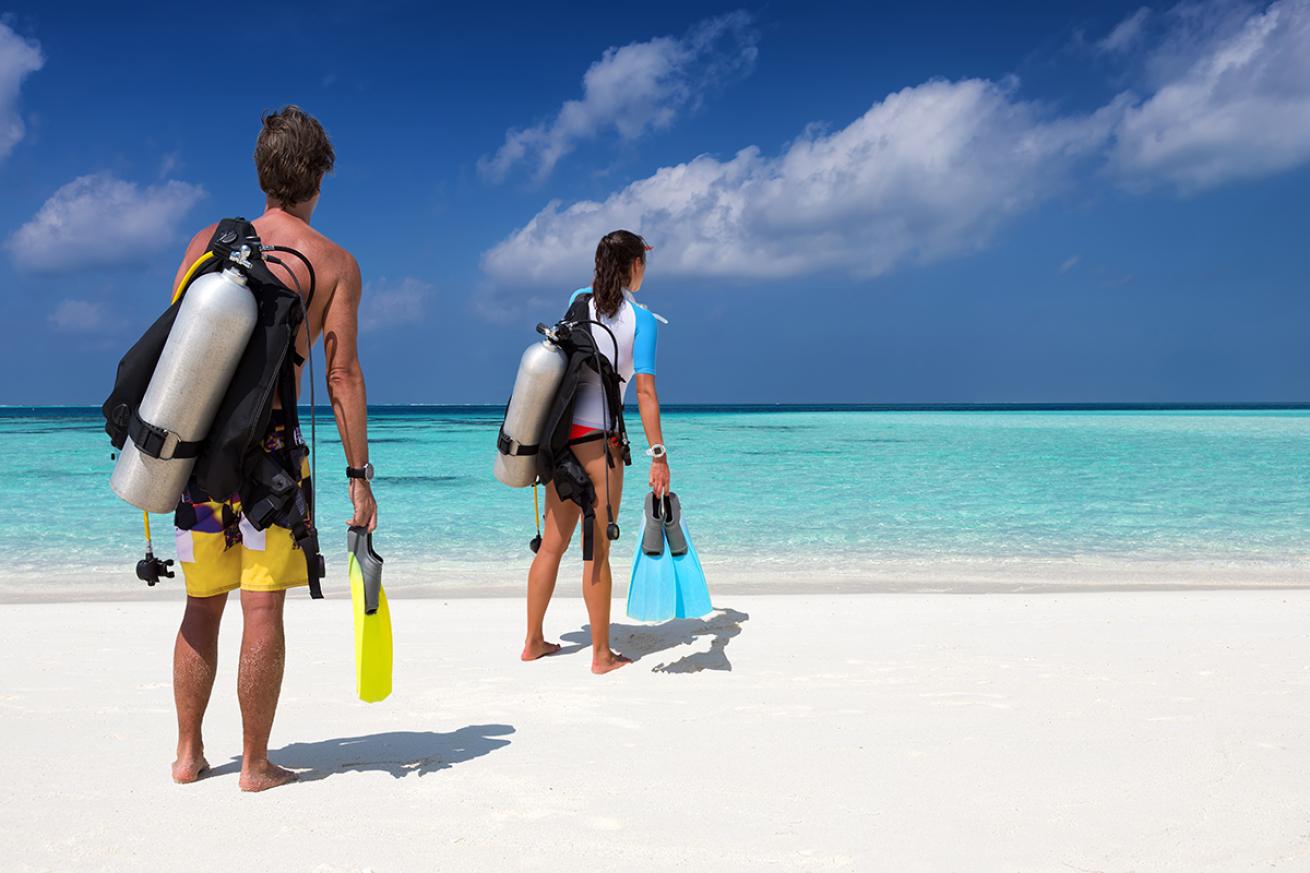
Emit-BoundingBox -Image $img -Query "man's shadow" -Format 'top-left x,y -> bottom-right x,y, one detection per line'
560,608 -> 749,673
209,724 -> 514,782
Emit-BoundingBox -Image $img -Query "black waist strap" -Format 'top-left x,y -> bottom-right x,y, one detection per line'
129,411 -> 204,460
566,430 -> 606,447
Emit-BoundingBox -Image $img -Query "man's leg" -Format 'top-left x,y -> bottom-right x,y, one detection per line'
173,592 -> 228,783
236,588 -> 297,792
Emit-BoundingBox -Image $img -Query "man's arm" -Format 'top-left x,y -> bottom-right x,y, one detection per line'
323,252 -> 377,531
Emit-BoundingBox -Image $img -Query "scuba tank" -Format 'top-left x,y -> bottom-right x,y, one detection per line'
494,324 -> 568,488
110,257 -> 259,513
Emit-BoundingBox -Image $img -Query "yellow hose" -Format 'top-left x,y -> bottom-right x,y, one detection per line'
171,250 -> 214,304
142,512 -> 152,545
532,483 -> 542,536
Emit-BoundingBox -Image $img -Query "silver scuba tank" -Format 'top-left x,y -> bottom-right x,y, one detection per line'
110,265 -> 259,512
494,327 -> 568,487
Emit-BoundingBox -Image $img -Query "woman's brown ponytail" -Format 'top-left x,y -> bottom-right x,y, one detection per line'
592,230 -> 647,318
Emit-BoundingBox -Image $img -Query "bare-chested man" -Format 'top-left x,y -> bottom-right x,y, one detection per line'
168,106 -> 377,792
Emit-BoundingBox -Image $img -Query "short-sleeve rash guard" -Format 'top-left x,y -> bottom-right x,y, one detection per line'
570,288 -> 658,430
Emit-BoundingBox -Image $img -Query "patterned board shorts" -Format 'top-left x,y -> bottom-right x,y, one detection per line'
174,421 -> 312,598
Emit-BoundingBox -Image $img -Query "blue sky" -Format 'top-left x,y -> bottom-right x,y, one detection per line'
1,0 -> 1307,404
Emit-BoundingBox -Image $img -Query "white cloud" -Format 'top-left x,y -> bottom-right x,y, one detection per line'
478,11 -> 758,182
483,78 -> 1124,286
361,277 -> 432,332
1099,7 -> 1153,53
6,173 -> 206,273
48,299 -> 122,334
0,21 -> 43,161
1060,255 -> 1082,273
1110,0 -> 1310,190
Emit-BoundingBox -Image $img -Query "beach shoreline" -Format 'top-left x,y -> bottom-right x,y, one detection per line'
6,555 -> 1307,603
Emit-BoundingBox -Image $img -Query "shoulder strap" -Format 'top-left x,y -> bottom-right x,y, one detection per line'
206,217 -> 261,260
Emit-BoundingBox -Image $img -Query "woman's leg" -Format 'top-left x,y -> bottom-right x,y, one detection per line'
523,482 -> 580,660
573,438 -> 629,674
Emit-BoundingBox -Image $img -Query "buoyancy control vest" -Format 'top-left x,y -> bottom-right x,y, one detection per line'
102,217 -> 326,597
498,292 -> 632,560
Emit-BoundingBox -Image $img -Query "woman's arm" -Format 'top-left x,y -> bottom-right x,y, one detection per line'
635,373 -> 670,496
631,305 -> 668,495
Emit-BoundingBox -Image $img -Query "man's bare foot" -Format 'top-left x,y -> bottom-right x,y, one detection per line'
591,650 -> 632,675
521,640 -> 562,661
171,753 -> 210,784
239,761 -> 299,792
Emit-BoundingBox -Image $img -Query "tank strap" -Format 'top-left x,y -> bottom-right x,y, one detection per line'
128,411 -> 205,460
498,428 -> 539,456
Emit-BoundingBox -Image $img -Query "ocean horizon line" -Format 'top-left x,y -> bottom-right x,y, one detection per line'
6,401 -> 1310,414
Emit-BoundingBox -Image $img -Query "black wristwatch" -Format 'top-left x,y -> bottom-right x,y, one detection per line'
346,462 -> 374,481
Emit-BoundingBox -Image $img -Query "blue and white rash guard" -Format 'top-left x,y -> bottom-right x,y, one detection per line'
570,287 -> 658,430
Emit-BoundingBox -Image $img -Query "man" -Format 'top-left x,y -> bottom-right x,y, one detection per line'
168,106 -> 376,792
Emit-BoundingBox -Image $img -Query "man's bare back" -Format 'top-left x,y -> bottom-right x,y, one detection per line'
172,207 -> 362,391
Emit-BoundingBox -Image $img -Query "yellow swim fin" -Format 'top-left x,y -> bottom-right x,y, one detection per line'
349,527 -> 392,703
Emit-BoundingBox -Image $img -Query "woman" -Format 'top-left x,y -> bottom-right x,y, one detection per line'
522,230 -> 670,674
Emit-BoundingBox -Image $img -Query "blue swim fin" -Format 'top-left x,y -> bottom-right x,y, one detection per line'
665,494 -> 712,619
627,493 -> 679,622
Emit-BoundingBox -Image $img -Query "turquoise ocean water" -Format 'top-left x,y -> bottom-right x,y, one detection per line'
5,405 -> 1310,599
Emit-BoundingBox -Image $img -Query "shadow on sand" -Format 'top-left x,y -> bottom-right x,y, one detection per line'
210,724 -> 514,782
561,608 -> 749,673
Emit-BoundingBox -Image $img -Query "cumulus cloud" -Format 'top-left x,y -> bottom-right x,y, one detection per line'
1110,0 -> 1310,190
0,21 -> 43,161
481,1 -> 1310,291
478,11 -> 758,182
6,174 -> 205,273
361,277 -> 432,332
483,78 -> 1125,286
1099,7 -> 1153,53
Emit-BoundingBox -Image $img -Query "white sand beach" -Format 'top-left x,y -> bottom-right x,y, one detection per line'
3,590 -> 1310,872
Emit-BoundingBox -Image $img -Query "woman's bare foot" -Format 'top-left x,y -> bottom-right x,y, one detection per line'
239,760 -> 299,792
521,640 -> 562,661
171,752 -> 210,784
591,650 -> 632,675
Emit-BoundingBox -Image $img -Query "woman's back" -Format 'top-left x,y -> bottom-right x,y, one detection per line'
570,287 -> 657,430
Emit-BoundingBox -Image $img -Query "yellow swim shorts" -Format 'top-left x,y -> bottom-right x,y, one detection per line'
173,422 -> 312,598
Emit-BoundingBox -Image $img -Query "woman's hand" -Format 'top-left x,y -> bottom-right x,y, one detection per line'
649,458 -> 670,497
348,479 -> 378,532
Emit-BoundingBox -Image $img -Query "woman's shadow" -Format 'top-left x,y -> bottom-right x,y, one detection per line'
560,608 -> 749,672
209,724 -> 514,782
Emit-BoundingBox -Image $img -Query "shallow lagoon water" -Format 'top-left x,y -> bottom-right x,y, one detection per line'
6,405 -> 1310,596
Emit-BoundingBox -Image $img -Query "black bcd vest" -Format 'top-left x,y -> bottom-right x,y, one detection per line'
101,217 -> 325,597
532,292 -> 632,559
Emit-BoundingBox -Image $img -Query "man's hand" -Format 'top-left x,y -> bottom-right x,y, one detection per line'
349,480 -> 378,532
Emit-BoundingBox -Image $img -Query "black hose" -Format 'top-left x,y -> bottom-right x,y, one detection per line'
262,248 -> 319,494
567,317 -> 624,534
